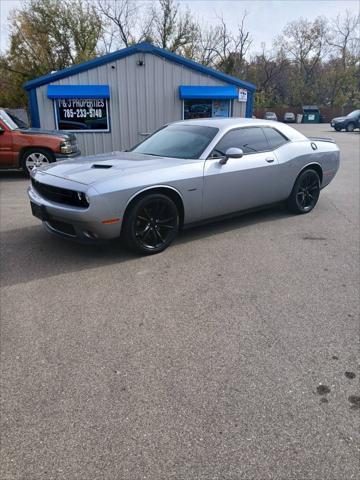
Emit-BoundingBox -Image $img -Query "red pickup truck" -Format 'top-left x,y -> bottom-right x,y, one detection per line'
0,109 -> 80,175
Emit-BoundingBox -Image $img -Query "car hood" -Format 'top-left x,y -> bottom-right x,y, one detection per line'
38,151 -> 200,185
18,128 -> 75,141
332,117 -> 346,123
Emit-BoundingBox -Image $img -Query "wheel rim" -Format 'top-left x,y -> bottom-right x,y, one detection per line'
135,199 -> 178,249
347,124 -> 354,132
296,172 -> 319,211
25,152 -> 50,171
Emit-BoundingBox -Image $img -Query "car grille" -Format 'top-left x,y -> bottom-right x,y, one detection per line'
31,178 -> 89,208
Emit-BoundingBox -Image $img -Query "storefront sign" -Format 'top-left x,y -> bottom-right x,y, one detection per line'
238,88 -> 248,102
56,98 -> 109,131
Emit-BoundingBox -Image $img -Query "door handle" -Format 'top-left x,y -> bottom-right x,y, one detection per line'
265,157 -> 275,163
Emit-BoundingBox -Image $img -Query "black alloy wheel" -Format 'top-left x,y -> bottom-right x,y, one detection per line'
287,169 -> 320,214
124,193 -> 179,254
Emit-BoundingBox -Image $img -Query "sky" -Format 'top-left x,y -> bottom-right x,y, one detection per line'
0,0 -> 358,54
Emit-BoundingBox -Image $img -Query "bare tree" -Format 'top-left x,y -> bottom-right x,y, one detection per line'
97,0 -> 153,50
276,17 -> 329,88
201,12 -> 252,75
235,11 -> 252,69
151,0 -> 198,53
192,26 -> 222,67
255,44 -> 287,91
327,11 -> 360,68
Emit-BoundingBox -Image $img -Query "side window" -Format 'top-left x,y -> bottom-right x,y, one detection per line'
263,127 -> 288,149
212,127 -> 269,157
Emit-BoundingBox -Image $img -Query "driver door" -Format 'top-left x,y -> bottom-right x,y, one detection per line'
203,127 -> 281,219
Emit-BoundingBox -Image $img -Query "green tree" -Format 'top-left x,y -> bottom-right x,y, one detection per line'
275,17 -> 329,104
0,0 -> 103,107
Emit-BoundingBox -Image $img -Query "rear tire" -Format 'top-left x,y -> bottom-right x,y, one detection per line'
346,123 -> 355,132
286,169 -> 320,214
21,148 -> 55,176
123,193 -> 179,255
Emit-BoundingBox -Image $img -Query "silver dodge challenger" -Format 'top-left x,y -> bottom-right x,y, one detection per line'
28,118 -> 340,254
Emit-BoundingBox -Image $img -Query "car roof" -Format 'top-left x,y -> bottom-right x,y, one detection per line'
170,117 -> 306,141
173,117 -> 273,127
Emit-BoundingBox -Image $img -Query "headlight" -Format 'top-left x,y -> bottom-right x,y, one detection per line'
76,191 -> 89,207
60,140 -> 75,154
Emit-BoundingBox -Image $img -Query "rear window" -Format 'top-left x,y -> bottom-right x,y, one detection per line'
262,127 -> 288,149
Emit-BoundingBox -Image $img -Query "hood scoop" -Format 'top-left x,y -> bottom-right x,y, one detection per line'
91,164 -> 113,169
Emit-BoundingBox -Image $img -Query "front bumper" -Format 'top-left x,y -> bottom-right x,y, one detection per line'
331,121 -> 344,128
28,182 -> 122,242
55,150 -> 81,160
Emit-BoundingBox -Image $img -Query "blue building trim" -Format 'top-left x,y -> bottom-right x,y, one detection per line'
245,91 -> 254,118
23,43 -> 256,93
47,84 -> 110,99
179,85 -> 238,100
28,88 -> 40,127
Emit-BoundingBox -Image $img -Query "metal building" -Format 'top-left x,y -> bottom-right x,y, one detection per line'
24,42 -> 256,156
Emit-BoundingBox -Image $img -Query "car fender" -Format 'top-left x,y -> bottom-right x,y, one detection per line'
125,184 -> 184,210
275,140 -> 339,198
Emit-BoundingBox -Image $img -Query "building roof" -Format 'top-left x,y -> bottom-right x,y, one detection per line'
23,42 -> 256,92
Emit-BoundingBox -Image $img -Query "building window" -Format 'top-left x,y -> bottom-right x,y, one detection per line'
183,99 -> 230,120
54,98 -> 110,132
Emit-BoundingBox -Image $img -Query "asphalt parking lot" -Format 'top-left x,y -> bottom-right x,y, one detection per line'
0,124 -> 359,479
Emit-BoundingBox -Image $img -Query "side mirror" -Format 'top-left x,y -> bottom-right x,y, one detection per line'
0,126 -> 4,134
219,147 -> 244,165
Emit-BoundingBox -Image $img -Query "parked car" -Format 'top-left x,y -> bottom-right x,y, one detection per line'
331,110 -> 360,132
0,108 -> 80,174
189,104 -> 212,118
264,112 -> 278,121
28,118 -> 340,255
283,112 -> 296,123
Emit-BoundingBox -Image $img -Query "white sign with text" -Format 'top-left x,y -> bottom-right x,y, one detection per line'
238,88 -> 248,102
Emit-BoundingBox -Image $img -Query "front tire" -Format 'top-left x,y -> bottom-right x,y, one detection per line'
346,123 -> 355,132
21,148 -> 54,176
123,193 -> 179,254
286,169 -> 320,214
334,126 -> 342,132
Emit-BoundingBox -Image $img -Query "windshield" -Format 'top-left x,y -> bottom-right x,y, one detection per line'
347,110 -> 360,118
131,124 -> 219,159
7,112 -> 28,129
0,110 -> 19,130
